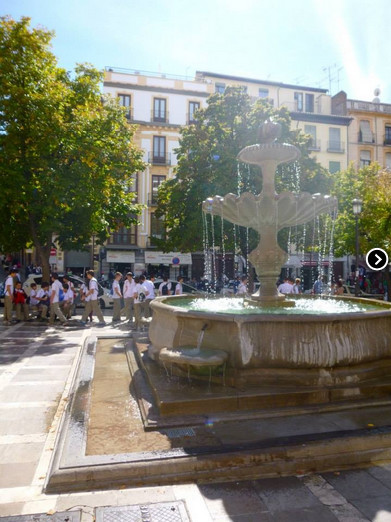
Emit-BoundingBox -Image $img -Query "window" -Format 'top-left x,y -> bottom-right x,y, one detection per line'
294,92 -> 303,112
153,98 -> 166,122
386,153 -> 391,169
360,150 -> 371,167
259,88 -> 269,98
328,128 -> 342,152
305,93 -> 314,113
240,85 -> 248,94
151,175 -> 166,205
215,83 -> 225,94
118,94 -> 131,119
152,136 -> 166,163
329,161 -> 341,174
304,125 -> 319,150
359,121 -> 373,143
188,101 -> 200,123
385,125 -> 391,145
109,225 -> 137,245
150,213 -> 166,240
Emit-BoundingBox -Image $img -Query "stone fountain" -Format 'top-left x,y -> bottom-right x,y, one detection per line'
148,121 -> 391,411
203,119 -> 336,304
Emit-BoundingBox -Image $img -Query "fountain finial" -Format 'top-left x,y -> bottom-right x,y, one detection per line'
257,119 -> 282,144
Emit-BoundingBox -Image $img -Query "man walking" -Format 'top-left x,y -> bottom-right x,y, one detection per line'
49,273 -> 68,325
81,270 -> 106,326
122,272 -> 136,323
111,272 -> 123,322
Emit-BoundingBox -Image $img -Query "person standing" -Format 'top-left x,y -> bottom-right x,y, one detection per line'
158,275 -> 172,296
122,272 -> 136,323
111,272 -> 123,322
61,283 -> 74,319
278,277 -> 294,295
144,274 -> 156,317
81,270 -> 106,325
49,273 -> 68,325
3,268 -> 17,325
237,276 -> 248,296
175,276 -> 184,295
133,276 -> 149,330
292,278 -> 302,294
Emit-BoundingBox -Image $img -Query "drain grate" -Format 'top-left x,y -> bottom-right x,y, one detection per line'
163,427 -> 196,438
95,501 -> 189,522
0,511 -> 81,522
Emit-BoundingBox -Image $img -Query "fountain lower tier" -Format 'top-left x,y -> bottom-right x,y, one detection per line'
149,296 -> 391,390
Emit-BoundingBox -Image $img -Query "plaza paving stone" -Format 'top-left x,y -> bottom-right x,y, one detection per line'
1,314 -> 391,521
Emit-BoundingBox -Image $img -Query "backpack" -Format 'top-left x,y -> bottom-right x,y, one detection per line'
59,288 -> 64,302
161,283 -> 169,296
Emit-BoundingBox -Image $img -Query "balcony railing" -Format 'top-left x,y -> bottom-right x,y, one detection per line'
327,141 -> 345,153
358,131 -> 374,143
308,139 -> 321,151
151,110 -> 169,123
107,233 -> 137,246
282,101 -> 321,114
148,152 -> 171,165
360,159 -> 371,167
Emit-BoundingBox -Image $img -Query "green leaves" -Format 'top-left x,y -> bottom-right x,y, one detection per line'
0,17 -> 145,270
155,86 -> 330,253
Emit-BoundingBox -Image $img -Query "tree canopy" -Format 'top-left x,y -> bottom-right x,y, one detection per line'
154,87 -> 331,253
332,163 -> 391,258
0,16 -> 145,278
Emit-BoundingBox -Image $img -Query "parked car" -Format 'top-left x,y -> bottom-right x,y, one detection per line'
22,273 -> 113,308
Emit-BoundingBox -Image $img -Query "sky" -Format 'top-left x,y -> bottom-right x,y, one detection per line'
2,0 -> 391,102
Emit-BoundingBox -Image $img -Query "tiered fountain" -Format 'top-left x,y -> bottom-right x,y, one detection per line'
149,121 -> 391,409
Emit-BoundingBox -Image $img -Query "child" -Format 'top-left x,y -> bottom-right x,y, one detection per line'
14,281 -> 29,321
36,282 -> 50,320
29,282 -> 41,318
61,282 -> 74,319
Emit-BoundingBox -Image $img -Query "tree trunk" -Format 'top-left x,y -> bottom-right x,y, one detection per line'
28,215 -> 52,282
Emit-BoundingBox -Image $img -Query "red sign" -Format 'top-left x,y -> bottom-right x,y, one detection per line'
50,248 -> 57,256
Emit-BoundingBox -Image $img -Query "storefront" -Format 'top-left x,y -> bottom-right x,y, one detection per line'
144,251 -> 192,280
106,250 -> 136,275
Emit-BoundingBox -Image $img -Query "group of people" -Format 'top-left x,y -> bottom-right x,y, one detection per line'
2,267 -> 186,329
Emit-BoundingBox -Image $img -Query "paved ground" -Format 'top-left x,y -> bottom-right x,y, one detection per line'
1,312 -> 391,521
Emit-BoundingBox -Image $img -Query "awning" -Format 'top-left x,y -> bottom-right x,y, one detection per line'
144,251 -> 192,265
106,250 -> 135,263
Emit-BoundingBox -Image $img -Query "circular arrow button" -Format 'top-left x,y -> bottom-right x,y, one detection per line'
366,248 -> 389,271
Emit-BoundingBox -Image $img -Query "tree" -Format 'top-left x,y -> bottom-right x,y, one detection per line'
155,87 -> 331,254
333,163 -> 391,297
0,17 -> 145,281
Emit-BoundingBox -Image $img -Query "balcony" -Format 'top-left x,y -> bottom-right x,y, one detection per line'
151,110 -> 169,123
358,131 -> 374,143
107,233 -> 137,247
308,138 -> 321,151
282,101 -> 321,115
327,141 -> 345,153
148,152 -> 171,165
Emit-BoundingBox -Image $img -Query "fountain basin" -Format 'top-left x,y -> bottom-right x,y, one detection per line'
149,296 -> 391,386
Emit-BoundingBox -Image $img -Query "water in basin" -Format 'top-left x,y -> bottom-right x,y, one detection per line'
170,296 -> 382,315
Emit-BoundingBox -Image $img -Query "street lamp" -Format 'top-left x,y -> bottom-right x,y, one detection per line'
352,198 -> 363,297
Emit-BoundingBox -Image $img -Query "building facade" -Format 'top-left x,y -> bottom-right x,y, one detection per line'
195,71 -> 352,174
332,91 -> 391,170
102,68 -> 214,278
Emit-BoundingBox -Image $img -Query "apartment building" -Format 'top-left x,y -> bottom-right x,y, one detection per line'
332,91 -> 391,169
196,71 -> 352,174
102,68 -> 213,277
